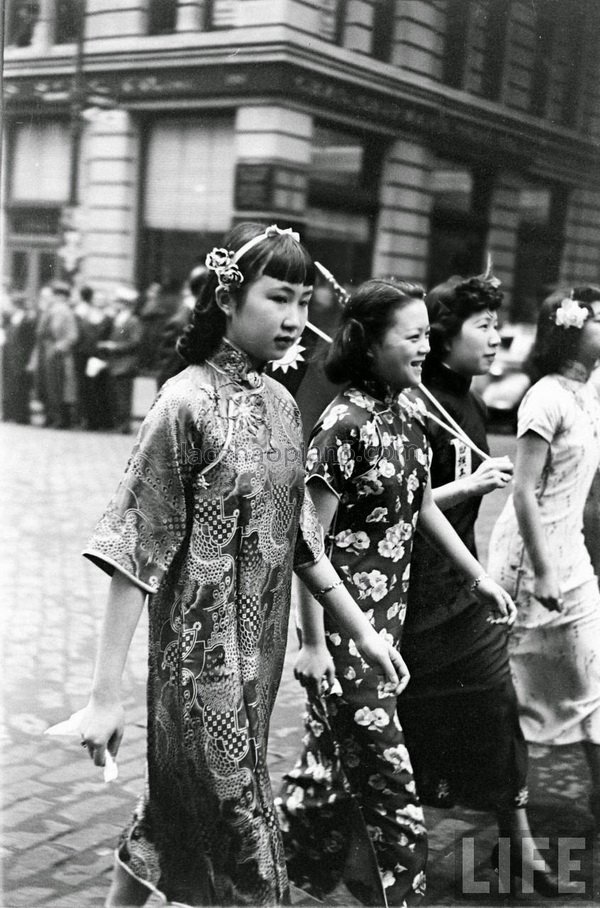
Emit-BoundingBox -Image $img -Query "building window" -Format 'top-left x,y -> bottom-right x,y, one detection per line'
444,0 -> 471,89
148,0 -> 177,35
11,121 -> 71,202
311,127 -> 363,189
481,0 -> 511,100
141,116 -> 235,290
55,0 -> 79,43
372,0 -> 395,62
306,123 -> 382,286
428,159 -> 492,288
445,0 -> 511,99
320,0 -> 346,44
529,0 -> 588,125
530,1 -> 558,117
511,183 -> 568,322
6,0 -> 39,47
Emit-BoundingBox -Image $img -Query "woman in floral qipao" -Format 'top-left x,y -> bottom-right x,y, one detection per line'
76,224 -> 406,908
489,286 -> 600,831
277,280 -> 515,906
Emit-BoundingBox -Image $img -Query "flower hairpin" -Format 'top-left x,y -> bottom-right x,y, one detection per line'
555,292 -> 588,329
205,249 -> 243,289
205,225 -> 301,290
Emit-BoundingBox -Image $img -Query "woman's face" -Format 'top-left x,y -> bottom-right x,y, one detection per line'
369,299 -> 430,391
577,301 -> 600,366
224,273 -> 312,365
444,309 -> 500,377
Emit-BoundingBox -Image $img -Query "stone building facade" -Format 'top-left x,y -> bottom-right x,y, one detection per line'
4,0 -> 600,319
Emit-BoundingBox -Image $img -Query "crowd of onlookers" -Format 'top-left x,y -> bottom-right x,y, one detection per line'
0,269 -> 208,432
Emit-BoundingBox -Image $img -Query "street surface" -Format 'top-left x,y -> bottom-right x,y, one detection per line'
1,422 -> 598,906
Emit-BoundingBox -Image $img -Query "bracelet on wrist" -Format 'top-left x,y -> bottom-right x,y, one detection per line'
313,579 -> 345,603
469,573 -> 490,592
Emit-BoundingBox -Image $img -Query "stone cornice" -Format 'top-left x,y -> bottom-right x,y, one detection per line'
5,47 -> 600,187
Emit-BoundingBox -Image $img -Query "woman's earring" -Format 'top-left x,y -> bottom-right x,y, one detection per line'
216,288 -> 232,316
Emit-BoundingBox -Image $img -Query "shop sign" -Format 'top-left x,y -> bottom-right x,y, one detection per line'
235,164 -> 307,213
10,207 -> 61,236
235,164 -> 273,210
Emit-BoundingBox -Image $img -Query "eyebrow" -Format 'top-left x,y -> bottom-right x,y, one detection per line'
275,282 -> 312,294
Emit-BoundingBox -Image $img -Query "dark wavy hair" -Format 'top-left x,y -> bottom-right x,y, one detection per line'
177,222 -> 314,364
423,275 -> 503,379
526,285 -> 600,383
325,279 -> 425,386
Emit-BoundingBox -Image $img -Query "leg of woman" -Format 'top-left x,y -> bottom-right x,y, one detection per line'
278,683 -> 427,905
330,682 -> 427,905
496,807 -> 556,877
582,741 -> 600,823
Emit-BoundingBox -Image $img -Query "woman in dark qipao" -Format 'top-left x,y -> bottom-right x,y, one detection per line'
398,273 -> 560,896
277,279 -> 515,906
76,223 -> 406,908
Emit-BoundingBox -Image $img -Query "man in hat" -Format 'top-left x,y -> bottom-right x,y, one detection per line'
97,286 -> 143,433
36,280 -> 79,428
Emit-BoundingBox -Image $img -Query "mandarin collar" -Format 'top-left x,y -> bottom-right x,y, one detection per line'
356,377 -> 399,411
424,358 -> 472,396
208,339 -> 264,389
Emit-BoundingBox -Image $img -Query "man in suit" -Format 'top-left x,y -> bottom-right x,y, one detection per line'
97,286 -> 143,433
36,280 -> 79,428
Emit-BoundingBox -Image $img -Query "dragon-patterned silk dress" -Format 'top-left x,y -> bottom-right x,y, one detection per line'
83,340 -> 324,906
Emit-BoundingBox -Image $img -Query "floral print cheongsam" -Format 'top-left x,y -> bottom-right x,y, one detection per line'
488,374 -> 600,745
277,385 -> 429,906
83,340 -> 324,906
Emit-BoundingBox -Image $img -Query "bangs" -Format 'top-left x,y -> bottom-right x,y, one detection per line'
244,236 -> 315,286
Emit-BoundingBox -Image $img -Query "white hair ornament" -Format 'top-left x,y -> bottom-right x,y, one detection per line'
205,225 -> 301,290
555,291 -> 588,329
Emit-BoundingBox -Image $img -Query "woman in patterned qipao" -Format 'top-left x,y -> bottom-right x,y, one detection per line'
277,280 -> 515,906
77,224 -> 407,908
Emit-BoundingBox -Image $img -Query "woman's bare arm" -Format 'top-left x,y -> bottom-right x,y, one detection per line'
512,430 -> 562,610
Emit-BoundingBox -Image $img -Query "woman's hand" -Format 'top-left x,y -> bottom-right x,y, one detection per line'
469,457 -> 513,496
294,644 -> 337,699
472,575 -> 517,624
79,698 -> 125,768
354,629 -> 411,695
533,570 -> 564,612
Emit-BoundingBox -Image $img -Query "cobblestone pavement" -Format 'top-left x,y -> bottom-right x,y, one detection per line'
1,423 -> 598,907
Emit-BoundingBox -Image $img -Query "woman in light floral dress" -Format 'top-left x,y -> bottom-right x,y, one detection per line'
488,285 -> 600,828
277,280 -> 515,906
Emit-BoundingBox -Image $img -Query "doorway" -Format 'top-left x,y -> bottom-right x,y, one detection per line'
7,245 -> 58,304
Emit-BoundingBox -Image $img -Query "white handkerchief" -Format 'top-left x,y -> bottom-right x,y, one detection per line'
45,708 -> 119,783
85,356 -> 107,378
